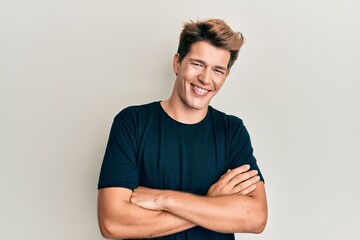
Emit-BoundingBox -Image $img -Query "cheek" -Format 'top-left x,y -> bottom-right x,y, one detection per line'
182,67 -> 199,79
214,80 -> 225,90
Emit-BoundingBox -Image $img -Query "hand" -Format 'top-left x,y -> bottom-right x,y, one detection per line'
207,165 -> 260,197
130,186 -> 166,211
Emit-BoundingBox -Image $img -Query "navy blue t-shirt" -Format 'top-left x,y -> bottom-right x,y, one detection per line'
98,101 -> 264,239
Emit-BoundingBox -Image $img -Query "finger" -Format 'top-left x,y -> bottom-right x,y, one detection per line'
219,169 -> 231,179
229,170 -> 258,186
239,183 -> 257,195
221,164 -> 250,182
234,175 -> 260,193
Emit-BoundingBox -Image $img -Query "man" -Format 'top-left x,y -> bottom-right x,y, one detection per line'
97,18 -> 267,239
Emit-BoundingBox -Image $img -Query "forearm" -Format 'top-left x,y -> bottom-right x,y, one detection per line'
98,191 -> 196,239
158,183 -> 267,233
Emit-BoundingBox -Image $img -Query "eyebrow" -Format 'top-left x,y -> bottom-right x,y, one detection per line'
189,58 -> 228,71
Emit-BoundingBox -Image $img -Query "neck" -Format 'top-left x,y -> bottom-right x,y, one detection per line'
161,97 -> 208,124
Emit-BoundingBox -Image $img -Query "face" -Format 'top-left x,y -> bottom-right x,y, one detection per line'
172,41 -> 231,111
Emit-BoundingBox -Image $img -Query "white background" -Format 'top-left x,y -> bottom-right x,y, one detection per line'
1,0 -> 359,239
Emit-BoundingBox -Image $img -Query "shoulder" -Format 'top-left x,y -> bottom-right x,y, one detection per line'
209,107 -> 254,150
209,106 -> 244,128
111,102 -> 160,134
115,101 -> 159,120
208,106 -> 251,141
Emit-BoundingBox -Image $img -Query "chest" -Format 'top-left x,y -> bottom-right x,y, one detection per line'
136,122 -> 229,195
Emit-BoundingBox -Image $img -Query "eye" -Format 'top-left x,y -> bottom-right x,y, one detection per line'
192,62 -> 203,68
214,68 -> 225,75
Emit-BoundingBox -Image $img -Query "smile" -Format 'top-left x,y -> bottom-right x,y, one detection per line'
191,84 -> 211,96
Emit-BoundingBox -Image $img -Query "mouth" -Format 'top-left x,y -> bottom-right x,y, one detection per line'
191,84 -> 211,96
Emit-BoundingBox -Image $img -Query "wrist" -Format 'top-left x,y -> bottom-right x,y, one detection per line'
158,190 -> 175,211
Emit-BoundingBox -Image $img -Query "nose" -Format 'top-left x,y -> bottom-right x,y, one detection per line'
198,67 -> 211,85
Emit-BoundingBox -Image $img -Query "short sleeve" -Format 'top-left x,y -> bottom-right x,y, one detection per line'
97,110 -> 139,190
228,118 -> 265,182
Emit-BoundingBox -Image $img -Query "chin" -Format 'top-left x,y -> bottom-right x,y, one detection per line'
188,100 -> 210,110
182,93 -> 213,111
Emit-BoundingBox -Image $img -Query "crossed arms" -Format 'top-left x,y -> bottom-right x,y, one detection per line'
98,165 -> 268,239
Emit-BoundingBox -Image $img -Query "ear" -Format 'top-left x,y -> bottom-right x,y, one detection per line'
173,53 -> 180,76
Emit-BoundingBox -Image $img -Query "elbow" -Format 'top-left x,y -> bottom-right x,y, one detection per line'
251,214 -> 267,234
247,210 -> 268,234
99,217 -> 126,239
99,218 -> 115,239
234,209 -> 267,234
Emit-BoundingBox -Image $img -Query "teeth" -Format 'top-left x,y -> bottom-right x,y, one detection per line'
194,86 -> 208,93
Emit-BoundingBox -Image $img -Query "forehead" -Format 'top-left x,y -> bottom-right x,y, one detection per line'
186,41 -> 230,68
